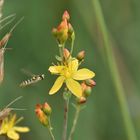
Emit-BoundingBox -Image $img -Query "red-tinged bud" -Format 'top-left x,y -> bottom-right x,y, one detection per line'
85,79 -> 96,87
42,102 -> 52,116
84,86 -> 92,97
81,82 -> 87,92
62,10 -> 70,21
57,19 -> 68,32
77,51 -> 85,61
35,104 -> 48,127
77,96 -> 86,104
53,20 -> 69,44
52,28 -> 58,37
63,48 -> 70,59
0,33 -> 11,47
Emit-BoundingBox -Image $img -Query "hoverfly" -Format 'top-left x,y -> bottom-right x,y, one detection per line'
0,16 -> 24,84
19,69 -> 45,87
0,96 -> 23,126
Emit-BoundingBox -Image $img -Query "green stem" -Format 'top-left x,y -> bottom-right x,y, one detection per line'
68,105 -> 81,140
48,117 -> 55,140
59,44 -> 64,59
70,38 -> 74,55
92,0 -> 137,140
62,98 -> 69,140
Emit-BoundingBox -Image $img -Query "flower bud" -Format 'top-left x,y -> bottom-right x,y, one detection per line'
55,20 -> 69,44
63,91 -> 71,100
77,51 -> 85,61
63,48 -> 70,60
84,86 -> 92,97
52,28 -> 58,37
85,79 -> 96,87
81,82 -> 87,92
35,104 -> 49,127
62,10 -> 70,21
77,96 -> 86,104
42,102 -> 52,116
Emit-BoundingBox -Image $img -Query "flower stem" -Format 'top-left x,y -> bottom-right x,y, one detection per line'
92,0 -> 137,140
59,44 -> 64,59
48,117 -> 55,140
70,38 -> 74,55
62,98 -> 69,140
68,105 -> 81,140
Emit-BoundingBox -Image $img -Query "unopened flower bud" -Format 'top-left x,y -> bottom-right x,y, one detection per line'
81,82 -> 87,92
77,96 -> 86,104
85,79 -> 96,87
77,51 -> 85,61
42,102 -> 52,116
63,48 -> 70,59
35,104 -> 49,127
63,91 -> 71,100
55,20 -> 69,44
84,86 -> 92,97
62,10 -> 70,21
52,28 -> 58,37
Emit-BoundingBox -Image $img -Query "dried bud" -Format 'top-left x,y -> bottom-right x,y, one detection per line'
77,51 -> 85,61
77,96 -> 86,104
63,48 -> 70,59
84,86 -> 92,97
35,104 -> 49,127
85,79 -> 96,87
42,102 -> 52,116
62,10 -> 70,21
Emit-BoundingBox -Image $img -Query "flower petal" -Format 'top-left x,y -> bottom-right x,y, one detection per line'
66,78 -> 82,97
13,126 -> 30,132
7,129 -> 19,140
49,76 -> 65,95
68,59 -> 78,73
48,66 -> 65,74
73,68 -> 95,80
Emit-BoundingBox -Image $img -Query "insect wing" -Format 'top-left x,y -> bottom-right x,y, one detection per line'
0,49 -> 4,84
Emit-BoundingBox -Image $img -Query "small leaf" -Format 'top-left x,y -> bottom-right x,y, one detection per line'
71,103 -> 77,109
80,105 -> 86,110
55,55 -> 62,61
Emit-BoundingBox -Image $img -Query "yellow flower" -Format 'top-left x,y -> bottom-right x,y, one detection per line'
0,114 -> 30,140
49,58 -> 95,97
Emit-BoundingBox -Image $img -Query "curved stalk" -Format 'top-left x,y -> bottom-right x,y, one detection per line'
48,117 -> 55,140
68,105 -> 81,140
62,98 -> 69,140
91,0 -> 137,140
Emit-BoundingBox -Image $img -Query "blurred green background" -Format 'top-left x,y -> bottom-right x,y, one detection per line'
0,0 -> 140,140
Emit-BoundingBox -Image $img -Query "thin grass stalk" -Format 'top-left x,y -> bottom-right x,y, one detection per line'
62,98 -> 69,140
91,0 -> 137,140
0,0 -> 4,20
68,105 -> 81,140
